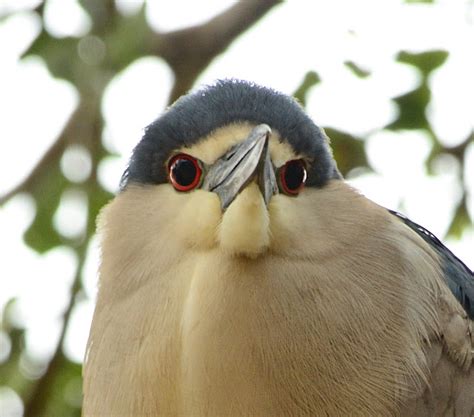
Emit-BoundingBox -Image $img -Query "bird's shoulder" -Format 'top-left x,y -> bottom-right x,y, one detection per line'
388,209 -> 474,320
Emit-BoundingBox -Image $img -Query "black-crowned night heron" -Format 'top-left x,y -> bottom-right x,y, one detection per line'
83,80 -> 473,417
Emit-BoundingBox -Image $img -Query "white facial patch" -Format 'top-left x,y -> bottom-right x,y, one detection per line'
170,123 -> 305,256
178,123 -> 299,168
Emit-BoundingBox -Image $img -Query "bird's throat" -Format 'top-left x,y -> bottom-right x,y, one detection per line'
218,183 -> 270,257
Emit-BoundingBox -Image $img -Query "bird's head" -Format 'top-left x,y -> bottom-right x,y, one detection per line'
116,80 -> 341,258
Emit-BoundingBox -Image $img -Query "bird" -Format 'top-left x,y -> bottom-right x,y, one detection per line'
83,79 -> 473,417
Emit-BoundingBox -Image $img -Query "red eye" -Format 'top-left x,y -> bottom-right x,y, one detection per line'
279,159 -> 307,195
168,154 -> 202,192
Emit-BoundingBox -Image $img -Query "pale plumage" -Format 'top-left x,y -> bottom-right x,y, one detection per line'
83,80 -> 473,417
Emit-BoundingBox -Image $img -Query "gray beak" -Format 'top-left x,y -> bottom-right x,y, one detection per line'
202,124 -> 279,209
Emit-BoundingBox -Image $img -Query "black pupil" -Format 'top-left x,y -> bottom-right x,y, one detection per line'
284,161 -> 305,190
172,159 -> 197,186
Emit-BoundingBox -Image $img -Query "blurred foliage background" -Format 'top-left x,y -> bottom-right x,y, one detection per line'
0,0 -> 473,416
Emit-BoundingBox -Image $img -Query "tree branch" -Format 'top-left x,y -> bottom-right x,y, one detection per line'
2,2 -> 282,415
23,246 -> 86,417
155,0 -> 282,103
0,99 -> 99,206
1,0 -> 280,206
19,88 -> 106,416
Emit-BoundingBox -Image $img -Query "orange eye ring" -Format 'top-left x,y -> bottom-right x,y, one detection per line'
168,154 -> 203,192
279,159 -> 307,195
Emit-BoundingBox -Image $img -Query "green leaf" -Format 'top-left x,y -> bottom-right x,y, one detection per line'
23,164 -> 68,253
344,60 -> 371,78
386,84 -> 431,131
0,299 -> 30,394
397,50 -> 448,77
447,198 -> 470,239
324,128 -> 369,176
102,5 -> 155,72
41,356 -> 83,417
387,51 -> 448,136
23,30 -> 80,82
293,71 -> 321,107
405,0 -> 434,3
86,183 -> 113,236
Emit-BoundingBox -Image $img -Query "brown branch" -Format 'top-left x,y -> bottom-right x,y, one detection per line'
3,3 -> 282,415
23,244 -> 87,417
1,1 -> 280,206
445,130 -> 473,160
154,0 -> 283,103
21,94 -> 104,417
0,99 -> 99,206
21,104 -> 103,416
0,138 -> 65,205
